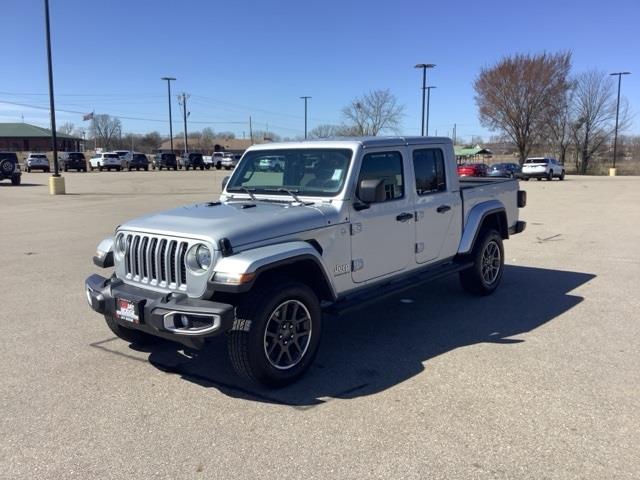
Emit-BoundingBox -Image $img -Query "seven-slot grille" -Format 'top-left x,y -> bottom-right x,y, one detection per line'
123,233 -> 189,289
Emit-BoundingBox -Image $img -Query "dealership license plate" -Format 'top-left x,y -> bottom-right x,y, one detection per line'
116,298 -> 141,323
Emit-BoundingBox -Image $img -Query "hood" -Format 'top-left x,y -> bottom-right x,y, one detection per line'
119,200 -> 342,249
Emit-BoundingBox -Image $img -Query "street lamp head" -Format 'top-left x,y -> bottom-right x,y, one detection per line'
415,63 -> 436,69
161,77 -> 176,81
610,72 -> 631,76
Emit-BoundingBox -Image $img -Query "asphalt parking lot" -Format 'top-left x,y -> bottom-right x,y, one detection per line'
1,170 -> 639,479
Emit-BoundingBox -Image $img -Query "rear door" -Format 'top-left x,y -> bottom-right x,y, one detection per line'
350,149 -> 414,283
412,146 -> 462,264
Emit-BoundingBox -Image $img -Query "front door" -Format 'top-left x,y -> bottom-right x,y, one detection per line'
350,150 -> 414,283
412,146 -> 461,264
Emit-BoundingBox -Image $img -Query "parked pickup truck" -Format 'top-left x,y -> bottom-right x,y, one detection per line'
85,137 -> 526,387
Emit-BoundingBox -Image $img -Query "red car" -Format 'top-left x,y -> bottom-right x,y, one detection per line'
457,163 -> 488,177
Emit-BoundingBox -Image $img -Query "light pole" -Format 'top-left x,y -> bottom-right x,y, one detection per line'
44,0 -> 64,194
161,77 -> 176,152
414,63 -> 435,136
300,96 -> 311,139
425,86 -> 436,136
610,72 -> 630,170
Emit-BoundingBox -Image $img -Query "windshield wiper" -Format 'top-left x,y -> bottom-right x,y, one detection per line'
265,188 -> 303,204
240,186 -> 257,201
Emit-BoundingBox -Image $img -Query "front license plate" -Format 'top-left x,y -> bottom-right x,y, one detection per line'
116,298 -> 141,324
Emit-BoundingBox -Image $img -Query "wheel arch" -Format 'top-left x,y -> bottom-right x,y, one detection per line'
458,201 -> 508,255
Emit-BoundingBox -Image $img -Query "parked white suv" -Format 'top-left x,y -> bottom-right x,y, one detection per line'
522,157 -> 565,181
89,152 -> 124,171
25,153 -> 50,172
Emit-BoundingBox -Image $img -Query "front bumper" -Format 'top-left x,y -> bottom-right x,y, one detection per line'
85,274 -> 235,349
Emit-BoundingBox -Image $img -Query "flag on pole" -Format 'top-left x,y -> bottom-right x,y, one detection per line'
83,111 -> 94,121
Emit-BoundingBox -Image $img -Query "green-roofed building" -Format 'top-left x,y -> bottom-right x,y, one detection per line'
0,123 -> 83,152
454,145 -> 493,163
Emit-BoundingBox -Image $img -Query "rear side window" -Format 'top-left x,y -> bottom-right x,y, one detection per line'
357,151 -> 404,201
413,148 -> 446,195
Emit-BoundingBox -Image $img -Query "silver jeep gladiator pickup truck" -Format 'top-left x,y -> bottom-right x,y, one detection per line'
86,137 -> 526,387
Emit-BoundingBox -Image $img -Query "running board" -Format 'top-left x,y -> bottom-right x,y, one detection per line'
324,260 -> 473,316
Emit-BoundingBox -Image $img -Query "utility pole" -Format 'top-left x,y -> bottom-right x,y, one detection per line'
249,116 -> 254,144
178,93 -> 190,155
610,72 -> 631,171
453,123 -> 457,145
44,0 -> 64,194
414,64 -> 435,136
300,96 -> 311,139
425,86 -> 436,136
161,77 -> 176,152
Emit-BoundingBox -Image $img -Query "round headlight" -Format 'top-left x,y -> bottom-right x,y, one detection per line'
116,233 -> 127,254
195,245 -> 212,270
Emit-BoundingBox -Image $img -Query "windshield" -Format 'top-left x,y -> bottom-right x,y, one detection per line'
133,154 -> 146,160
68,153 -> 84,160
227,148 -> 353,197
162,154 -> 176,161
32,154 -> 47,158
525,158 -> 548,164
104,154 -> 119,158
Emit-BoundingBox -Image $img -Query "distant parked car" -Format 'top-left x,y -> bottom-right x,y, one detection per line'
90,152 -> 123,171
220,152 -> 241,170
124,152 -> 149,171
522,157 -> 565,181
0,151 -> 21,185
488,162 -> 521,179
59,152 -> 87,172
457,163 -> 487,177
25,153 -> 50,172
178,152 -> 205,170
113,150 -> 130,165
152,152 -> 177,170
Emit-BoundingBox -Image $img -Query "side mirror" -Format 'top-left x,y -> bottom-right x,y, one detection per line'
221,176 -> 230,190
358,178 -> 386,204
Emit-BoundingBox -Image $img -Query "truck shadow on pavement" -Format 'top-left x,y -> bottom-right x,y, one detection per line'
141,265 -> 595,407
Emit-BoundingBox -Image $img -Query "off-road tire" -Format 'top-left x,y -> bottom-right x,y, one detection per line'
104,315 -> 160,345
228,280 -> 322,387
11,174 -> 20,185
459,229 -> 504,296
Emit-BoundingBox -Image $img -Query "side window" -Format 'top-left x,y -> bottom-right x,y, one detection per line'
357,151 -> 404,201
413,148 -> 446,195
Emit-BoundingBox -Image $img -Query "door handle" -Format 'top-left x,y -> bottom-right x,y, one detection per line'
436,205 -> 451,213
396,212 -> 413,222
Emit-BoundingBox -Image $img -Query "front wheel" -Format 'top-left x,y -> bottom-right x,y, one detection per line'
547,170 -> 554,181
459,229 -> 504,296
104,315 -> 161,346
11,175 -> 21,185
559,170 -> 565,181
228,281 -> 322,387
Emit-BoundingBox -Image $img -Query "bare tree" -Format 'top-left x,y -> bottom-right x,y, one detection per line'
309,124 -> 359,138
342,89 -> 404,136
474,52 -> 572,164
546,86 -> 574,165
90,114 -> 122,150
570,70 -> 626,174
137,132 -> 162,153
59,122 -> 75,135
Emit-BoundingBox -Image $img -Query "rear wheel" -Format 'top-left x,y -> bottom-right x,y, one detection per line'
459,229 -> 504,296
145,166 -> 149,171
559,170 -> 565,181
228,280 -> 322,387
547,170 -> 553,181
104,315 -> 160,346
98,164 -> 103,171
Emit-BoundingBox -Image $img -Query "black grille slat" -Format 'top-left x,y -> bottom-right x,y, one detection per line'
132,236 -> 140,277
169,241 -> 178,284
159,239 -> 167,282
179,242 -> 187,285
149,238 -> 158,280
141,237 -> 149,278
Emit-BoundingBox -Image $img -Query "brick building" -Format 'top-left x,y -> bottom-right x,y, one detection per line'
0,123 -> 83,152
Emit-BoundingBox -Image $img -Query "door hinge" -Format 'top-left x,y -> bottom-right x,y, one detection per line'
415,242 -> 424,254
350,223 -> 363,235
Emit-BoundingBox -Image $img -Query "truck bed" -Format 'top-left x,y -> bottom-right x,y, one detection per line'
459,177 -> 520,230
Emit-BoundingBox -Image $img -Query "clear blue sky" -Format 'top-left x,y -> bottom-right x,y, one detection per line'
1,0 -> 638,142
